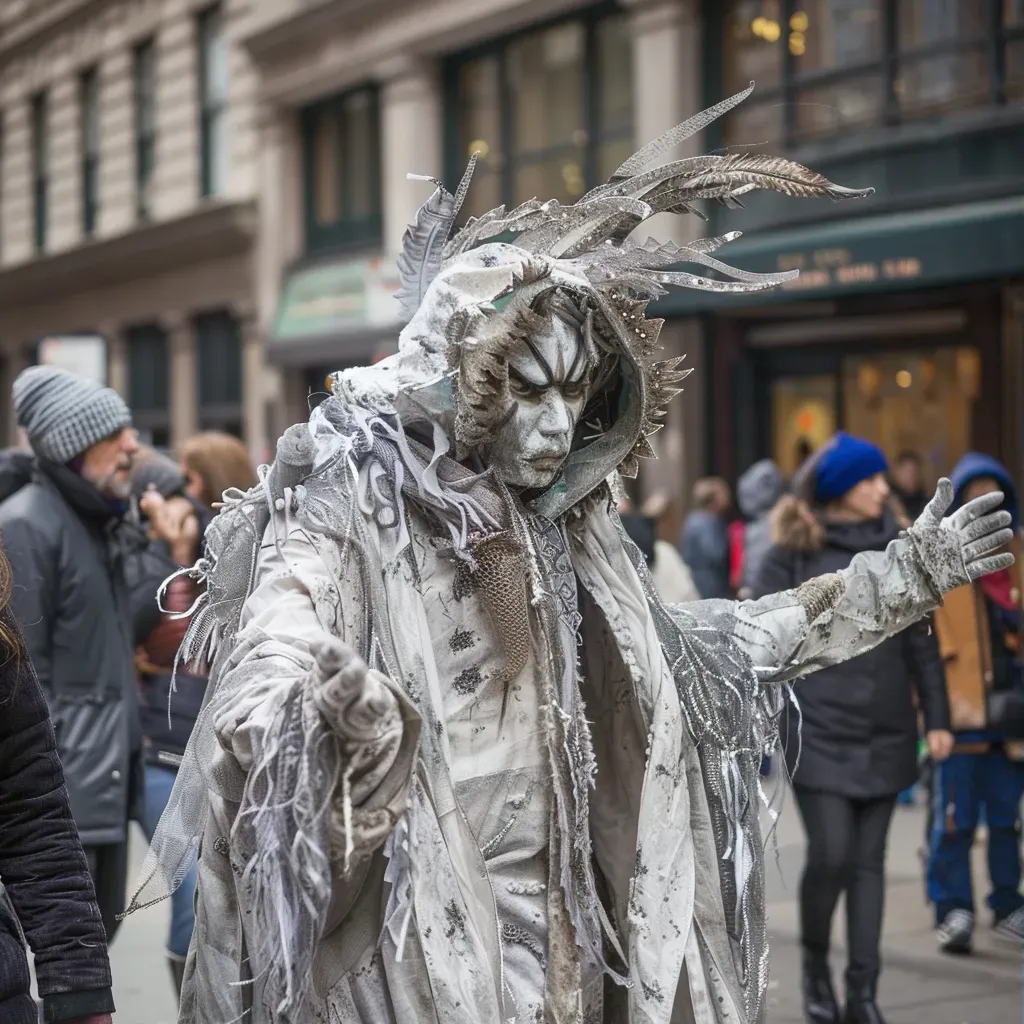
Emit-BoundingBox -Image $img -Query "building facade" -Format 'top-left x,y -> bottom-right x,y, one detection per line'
9,1 -> 1006,510
0,0 -> 262,454
671,0 -> 1024,498
242,0 -> 711,513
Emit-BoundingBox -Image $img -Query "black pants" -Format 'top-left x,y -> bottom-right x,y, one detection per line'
795,788 -> 897,992
84,840 -> 128,944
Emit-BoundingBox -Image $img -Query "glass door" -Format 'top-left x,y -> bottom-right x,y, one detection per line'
840,346 -> 980,479
770,374 -> 839,476
763,344 -> 981,483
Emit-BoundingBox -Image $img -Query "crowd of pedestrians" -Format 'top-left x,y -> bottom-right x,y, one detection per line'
680,436 -> 1024,1024
0,363 -> 1019,1024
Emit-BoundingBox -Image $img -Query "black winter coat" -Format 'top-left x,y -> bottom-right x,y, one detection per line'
752,502 -> 949,799
0,461 -> 146,845
0,610 -> 115,1024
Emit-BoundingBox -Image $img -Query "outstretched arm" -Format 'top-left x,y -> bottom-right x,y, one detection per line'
727,481 -> 1013,684
200,520 -> 420,1020
211,522 -> 419,866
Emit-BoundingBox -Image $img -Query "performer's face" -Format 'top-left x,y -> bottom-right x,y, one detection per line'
488,315 -> 589,491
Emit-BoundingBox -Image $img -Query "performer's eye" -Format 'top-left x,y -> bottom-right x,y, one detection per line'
508,375 -> 539,399
562,381 -> 586,401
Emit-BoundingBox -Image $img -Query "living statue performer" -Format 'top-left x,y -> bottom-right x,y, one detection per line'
125,85 -> 1014,1024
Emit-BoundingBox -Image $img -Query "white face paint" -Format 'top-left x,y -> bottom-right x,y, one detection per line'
486,314 -> 589,491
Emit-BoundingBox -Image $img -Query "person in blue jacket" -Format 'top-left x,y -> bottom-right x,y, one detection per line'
928,452 -> 1024,954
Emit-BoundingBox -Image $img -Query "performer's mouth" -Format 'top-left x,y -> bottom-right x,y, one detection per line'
529,453 -> 567,471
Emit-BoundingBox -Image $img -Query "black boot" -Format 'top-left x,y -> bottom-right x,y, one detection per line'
842,983 -> 887,1024
802,954 -> 840,1024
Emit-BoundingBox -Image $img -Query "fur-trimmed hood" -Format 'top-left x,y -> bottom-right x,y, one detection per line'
771,494 -> 901,555
769,495 -> 825,551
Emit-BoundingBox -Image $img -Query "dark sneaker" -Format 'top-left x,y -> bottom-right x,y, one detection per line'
993,906 -> 1024,943
937,908 -> 974,953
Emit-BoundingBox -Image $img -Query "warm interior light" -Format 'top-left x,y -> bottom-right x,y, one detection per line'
789,31 -> 806,55
468,138 -> 490,158
561,160 -> 584,197
790,11 -> 809,32
896,370 -> 913,389
752,16 -> 781,41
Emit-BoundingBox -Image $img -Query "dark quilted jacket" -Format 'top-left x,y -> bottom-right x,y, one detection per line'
0,609 -> 115,1023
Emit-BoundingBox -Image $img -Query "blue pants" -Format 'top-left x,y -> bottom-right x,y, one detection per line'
141,764 -> 197,958
927,750 -> 1024,924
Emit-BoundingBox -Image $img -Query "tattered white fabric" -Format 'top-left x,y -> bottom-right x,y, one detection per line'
123,85 -> 1013,1024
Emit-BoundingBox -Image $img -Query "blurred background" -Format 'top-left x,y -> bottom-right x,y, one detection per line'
1,3 -> 1023,1022
0,0 -> 1021,530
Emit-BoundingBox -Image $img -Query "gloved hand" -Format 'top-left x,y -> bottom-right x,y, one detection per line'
309,637 -> 400,744
908,478 -> 1014,594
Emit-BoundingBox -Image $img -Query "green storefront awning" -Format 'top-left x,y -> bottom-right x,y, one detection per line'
651,193 -> 1024,318
267,255 -> 402,367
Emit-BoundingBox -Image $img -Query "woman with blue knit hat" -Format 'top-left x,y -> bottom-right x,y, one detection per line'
753,432 -> 953,1024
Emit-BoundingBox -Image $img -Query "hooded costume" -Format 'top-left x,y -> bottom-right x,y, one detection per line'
125,86 -> 1011,1024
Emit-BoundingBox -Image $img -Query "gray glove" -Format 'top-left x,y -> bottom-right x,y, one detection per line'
907,478 -> 1014,595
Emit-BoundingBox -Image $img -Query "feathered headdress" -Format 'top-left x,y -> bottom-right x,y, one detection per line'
392,83 -> 871,490
395,83 -> 871,321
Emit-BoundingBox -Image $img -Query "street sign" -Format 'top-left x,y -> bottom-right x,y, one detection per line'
37,334 -> 108,384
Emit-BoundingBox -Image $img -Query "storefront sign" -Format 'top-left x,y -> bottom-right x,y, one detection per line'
37,334 -> 107,384
272,256 -> 400,342
775,248 -> 923,292
651,194 -> 1024,317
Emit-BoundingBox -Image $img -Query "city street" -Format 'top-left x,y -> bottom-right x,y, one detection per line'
109,789 -> 1022,1023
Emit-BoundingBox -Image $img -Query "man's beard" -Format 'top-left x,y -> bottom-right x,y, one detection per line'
84,464 -> 132,501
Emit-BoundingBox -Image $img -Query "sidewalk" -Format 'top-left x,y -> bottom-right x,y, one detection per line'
760,791 -> 1022,1023
108,792 -> 1022,1023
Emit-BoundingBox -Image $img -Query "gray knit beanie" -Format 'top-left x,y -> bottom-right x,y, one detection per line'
13,365 -> 133,464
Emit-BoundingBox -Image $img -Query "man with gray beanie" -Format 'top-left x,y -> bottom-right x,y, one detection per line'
0,365 -> 143,944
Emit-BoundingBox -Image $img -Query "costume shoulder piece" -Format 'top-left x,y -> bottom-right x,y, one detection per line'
177,423 -> 318,672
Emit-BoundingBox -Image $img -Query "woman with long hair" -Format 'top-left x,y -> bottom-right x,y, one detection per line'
129,435 -> 256,997
753,433 -> 953,1024
0,546 -> 116,1024
178,431 -> 257,509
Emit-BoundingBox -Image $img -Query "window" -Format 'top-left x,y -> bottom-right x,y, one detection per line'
721,1 -> 1021,146
897,0 -> 989,116
1003,0 -> 1024,100
198,5 -> 228,197
449,10 -> 634,219
195,310 -> 243,436
31,92 -> 47,252
127,324 -> 170,448
80,67 -> 100,237
134,39 -> 157,219
301,86 -> 381,252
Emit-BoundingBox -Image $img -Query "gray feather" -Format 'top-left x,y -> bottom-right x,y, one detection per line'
514,196 -> 650,258
682,153 -> 875,201
394,156 -> 479,323
610,81 -> 756,181
395,179 -> 455,323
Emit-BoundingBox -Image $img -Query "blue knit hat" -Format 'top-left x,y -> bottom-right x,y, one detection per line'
814,432 -> 888,504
